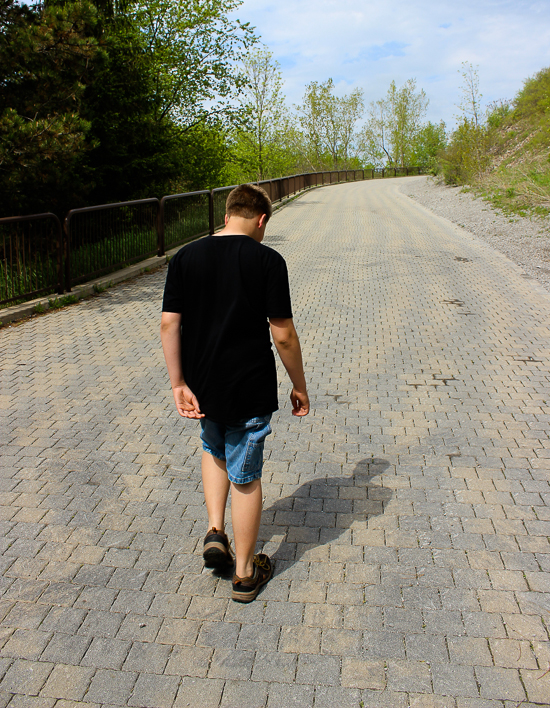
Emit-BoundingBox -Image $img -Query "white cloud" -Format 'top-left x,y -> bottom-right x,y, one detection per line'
232,0 -> 550,128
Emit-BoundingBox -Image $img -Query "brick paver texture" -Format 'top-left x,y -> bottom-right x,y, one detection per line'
1,176 -> 549,708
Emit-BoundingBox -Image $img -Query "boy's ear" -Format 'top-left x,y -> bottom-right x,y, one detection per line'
224,214 -> 229,225
258,213 -> 267,229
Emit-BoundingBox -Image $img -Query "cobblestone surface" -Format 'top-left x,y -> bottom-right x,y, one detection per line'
1,177 -> 549,707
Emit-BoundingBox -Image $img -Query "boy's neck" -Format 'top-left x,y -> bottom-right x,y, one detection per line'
215,215 -> 267,243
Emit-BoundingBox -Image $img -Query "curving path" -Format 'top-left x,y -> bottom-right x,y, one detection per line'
1,177 -> 549,707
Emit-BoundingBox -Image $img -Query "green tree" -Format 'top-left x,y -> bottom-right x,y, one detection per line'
439,118 -> 489,184
513,66 -> 550,120
82,14 -> 183,202
360,98 -> 391,167
410,121 -> 446,172
360,79 -> 428,167
170,121 -> 228,191
84,0 -> 254,200
297,79 -> 364,170
386,78 -> 428,167
130,0 -> 256,129
441,62 -> 488,184
0,0 -> 100,216
456,61 -> 482,128
224,47 -> 306,183
231,48 -> 286,181
0,0 -> 254,215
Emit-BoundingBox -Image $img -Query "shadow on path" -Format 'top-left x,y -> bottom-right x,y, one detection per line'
260,457 -> 392,573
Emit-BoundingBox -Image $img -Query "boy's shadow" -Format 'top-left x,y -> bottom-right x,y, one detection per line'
258,457 -> 392,573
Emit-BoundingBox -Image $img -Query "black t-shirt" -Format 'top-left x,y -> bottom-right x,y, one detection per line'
162,234 -> 293,424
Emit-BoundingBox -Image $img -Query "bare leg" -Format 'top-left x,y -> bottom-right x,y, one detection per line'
201,452 -> 230,531
231,478 -> 262,578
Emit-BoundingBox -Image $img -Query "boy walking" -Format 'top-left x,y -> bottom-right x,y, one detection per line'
160,184 -> 309,602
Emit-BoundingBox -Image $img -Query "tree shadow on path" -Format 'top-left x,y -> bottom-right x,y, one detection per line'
259,457 -> 392,574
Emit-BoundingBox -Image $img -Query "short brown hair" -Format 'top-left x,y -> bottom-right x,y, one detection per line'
225,184 -> 272,222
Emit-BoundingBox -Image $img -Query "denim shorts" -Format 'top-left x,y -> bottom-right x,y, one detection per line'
200,414 -> 272,485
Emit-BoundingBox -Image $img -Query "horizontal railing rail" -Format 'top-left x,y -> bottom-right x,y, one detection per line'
2,166 -> 425,308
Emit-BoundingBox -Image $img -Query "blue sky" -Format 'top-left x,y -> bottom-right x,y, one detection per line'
231,0 -> 550,129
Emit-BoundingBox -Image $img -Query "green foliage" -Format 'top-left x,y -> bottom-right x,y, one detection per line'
297,79 -> 364,170
486,101 -> 511,129
409,121 -> 447,172
387,79 -> 429,167
70,226 -> 156,281
223,49 -> 307,184
130,0 -> 255,129
168,122 -> 229,191
48,294 -> 78,308
82,14 -> 181,202
442,64 -> 550,218
514,67 -> 550,120
440,64 -> 491,185
0,0 -> 256,216
226,47 -> 287,181
82,0 -> 250,200
223,121 -> 304,184
439,118 -> 489,185
361,79 -> 429,167
456,62 -> 483,128
0,0 -> 100,216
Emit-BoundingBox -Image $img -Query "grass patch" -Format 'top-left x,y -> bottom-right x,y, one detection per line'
477,154 -> 550,220
48,294 -> 79,309
93,280 -> 113,294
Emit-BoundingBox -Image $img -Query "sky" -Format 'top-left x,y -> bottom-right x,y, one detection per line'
230,0 -> 550,129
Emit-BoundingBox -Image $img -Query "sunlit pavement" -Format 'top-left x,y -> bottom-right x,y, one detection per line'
1,177 -> 549,707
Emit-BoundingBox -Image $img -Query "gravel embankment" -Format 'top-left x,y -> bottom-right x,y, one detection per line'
399,175 -> 550,293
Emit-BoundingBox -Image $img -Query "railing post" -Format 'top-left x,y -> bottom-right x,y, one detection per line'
209,190 -> 214,235
63,215 -> 72,293
157,198 -> 165,257
54,215 -> 64,294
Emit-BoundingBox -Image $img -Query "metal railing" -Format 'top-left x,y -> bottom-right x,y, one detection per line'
64,199 -> 160,288
211,186 -> 237,232
160,191 -> 211,253
0,213 -> 63,306
2,166 -> 424,308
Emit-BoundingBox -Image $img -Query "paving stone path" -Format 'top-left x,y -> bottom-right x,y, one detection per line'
1,176 -> 549,708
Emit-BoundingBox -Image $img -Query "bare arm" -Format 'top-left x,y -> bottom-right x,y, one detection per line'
160,312 -> 204,418
269,317 -> 310,417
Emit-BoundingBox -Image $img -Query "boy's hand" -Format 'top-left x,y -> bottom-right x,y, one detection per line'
172,385 -> 204,419
291,388 -> 310,417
